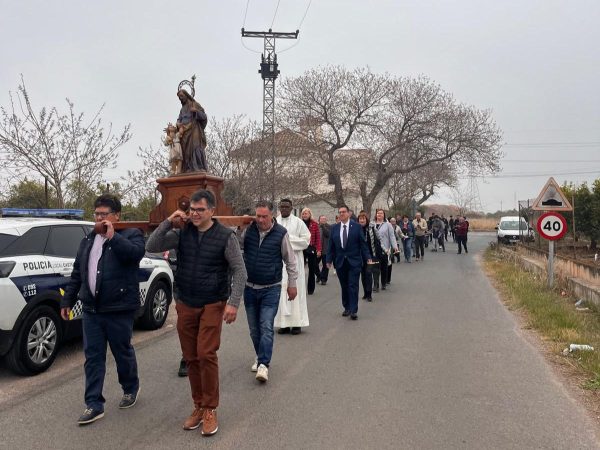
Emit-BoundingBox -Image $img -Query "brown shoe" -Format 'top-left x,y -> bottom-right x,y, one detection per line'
202,409 -> 219,436
183,406 -> 204,430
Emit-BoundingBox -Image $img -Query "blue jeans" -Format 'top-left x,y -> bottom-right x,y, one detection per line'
82,311 -> 139,411
244,285 -> 281,367
402,237 -> 413,261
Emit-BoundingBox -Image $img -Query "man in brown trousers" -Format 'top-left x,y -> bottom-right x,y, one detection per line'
146,189 -> 246,436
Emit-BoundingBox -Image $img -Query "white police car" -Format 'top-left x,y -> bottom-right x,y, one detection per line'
0,217 -> 174,375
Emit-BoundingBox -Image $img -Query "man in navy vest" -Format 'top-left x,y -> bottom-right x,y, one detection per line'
242,201 -> 298,383
327,205 -> 371,320
146,189 -> 247,437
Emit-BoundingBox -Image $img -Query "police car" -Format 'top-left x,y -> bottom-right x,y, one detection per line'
0,213 -> 174,375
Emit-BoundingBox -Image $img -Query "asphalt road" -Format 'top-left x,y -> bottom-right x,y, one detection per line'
1,233 -> 598,450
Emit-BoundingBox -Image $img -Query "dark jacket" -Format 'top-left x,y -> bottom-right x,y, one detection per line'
176,220 -> 232,307
320,223 -> 331,254
61,228 -> 146,313
362,225 -> 384,260
327,221 -> 370,269
243,221 -> 287,285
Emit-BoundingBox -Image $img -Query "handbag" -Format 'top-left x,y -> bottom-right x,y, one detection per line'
366,260 -> 380,276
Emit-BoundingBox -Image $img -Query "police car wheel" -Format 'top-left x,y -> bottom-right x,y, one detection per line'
6,305 -> 62,375
138,281 -> 170,330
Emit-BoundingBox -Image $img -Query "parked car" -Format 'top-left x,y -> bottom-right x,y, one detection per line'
495,216 -> 535,244
0,217 -> 174,375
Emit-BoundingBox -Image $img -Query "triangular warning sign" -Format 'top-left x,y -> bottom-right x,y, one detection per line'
532,177 -> 573,211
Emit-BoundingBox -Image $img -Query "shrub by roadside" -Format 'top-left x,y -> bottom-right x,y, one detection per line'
484,247 -> 600,389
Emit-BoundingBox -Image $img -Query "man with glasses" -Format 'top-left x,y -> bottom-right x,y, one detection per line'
146,189 -> 246,437
327,205 -> 371,320
60,194 -> 145,425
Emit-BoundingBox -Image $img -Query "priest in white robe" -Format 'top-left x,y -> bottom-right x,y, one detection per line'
274,199 -> 310,335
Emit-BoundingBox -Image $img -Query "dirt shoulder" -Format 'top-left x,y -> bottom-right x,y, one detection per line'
481,251 -> 600,430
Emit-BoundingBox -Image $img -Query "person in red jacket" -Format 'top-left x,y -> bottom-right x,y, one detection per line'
301,208 -> 322,295
455,216 -> 469,254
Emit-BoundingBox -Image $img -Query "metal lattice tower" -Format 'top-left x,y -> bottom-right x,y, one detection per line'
241,28 -> 299,201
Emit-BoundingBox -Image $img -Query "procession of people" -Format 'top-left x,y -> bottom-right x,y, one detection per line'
61,185 -> 471,437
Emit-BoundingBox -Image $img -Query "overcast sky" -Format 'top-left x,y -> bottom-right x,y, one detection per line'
1,0 -> 598,212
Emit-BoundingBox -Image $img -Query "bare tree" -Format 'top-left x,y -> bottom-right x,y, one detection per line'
0,77 -> 131,208
279,68 -> 502,215
450,183 -> 476,216
386,162 -> 457,213
279,66 -> 390,208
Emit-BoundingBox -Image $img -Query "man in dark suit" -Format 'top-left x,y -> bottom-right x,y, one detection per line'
327,205 -> 371,320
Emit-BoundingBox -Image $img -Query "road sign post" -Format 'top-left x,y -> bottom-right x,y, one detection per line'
536,212 -> 568,288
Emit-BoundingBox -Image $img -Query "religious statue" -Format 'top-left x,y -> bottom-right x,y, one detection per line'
172,75 -> 208,173
163,123 -> 183,175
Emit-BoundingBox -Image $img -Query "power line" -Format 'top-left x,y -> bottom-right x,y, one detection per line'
242,0 -> 250,28
279,0 -> 312,53
474,169 -> 600,179
503,159 -> 600,163
270,0 -> 281,29
503,141 -> 600,147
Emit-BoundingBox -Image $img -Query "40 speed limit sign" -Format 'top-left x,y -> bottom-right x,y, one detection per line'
536,212 -> 567,240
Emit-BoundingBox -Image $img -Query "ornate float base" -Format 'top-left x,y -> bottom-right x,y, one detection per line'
149,172 -> 233,226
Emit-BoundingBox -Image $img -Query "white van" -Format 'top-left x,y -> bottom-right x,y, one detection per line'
496,216 -> 534,244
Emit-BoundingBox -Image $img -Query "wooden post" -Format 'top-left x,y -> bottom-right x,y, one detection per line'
548,240 -> 554,288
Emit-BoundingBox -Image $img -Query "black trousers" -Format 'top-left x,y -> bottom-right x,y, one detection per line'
304,249 -> 318,294
414,235 -> 426,258
379,255 -> 392,286
360,264 -> 372,298
317,253 -> 329,282
457,236 -> 468,253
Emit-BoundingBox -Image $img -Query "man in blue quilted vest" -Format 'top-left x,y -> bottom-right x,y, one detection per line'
242,200 -> 298,383
146,189 -> 247,437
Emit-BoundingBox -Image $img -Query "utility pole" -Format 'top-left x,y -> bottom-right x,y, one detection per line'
241,28 -> 299,201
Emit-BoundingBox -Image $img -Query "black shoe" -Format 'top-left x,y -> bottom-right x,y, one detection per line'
119,387 -> 140,409
178,359 -> 188,377
382,285 -> 386,290
278,327 -> 291,334
362,295 -> 367,300
342,310 -> 350,317
373,287 -> 379,293
291,327 -> 301,335
465,250 -> 468,253
350,313 -> 358,320
321,281 -> 327,285
366,297 -> 373,302
78,408 -> 104,425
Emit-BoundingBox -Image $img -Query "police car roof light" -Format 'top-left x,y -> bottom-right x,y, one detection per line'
0,208 -> 84,219
0,261 -> 16,278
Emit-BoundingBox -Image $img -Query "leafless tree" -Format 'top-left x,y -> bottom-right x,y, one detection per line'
0,76 -> 131,208
279,68 -> 502,215
386,162 -> 457,213
450,183 -> 477,216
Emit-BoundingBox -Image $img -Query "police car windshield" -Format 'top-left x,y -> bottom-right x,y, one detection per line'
0,234 -> 18,254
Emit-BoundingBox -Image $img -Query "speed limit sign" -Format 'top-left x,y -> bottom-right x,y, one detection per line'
536,212 -> 567,240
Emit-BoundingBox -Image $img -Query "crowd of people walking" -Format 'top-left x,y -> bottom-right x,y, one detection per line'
63,189 -> 470,437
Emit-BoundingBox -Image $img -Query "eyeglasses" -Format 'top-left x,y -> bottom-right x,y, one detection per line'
189,207 -> 210,215
93,211 -> 113,218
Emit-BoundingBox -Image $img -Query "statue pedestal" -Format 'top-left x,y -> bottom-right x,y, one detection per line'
149,172 -> 233,226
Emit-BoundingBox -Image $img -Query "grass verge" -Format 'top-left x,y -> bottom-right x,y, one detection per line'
484,247 -> 600,389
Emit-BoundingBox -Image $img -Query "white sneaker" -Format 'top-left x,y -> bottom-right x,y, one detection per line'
256,364 -> 268,382
251,359 -> 258,372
